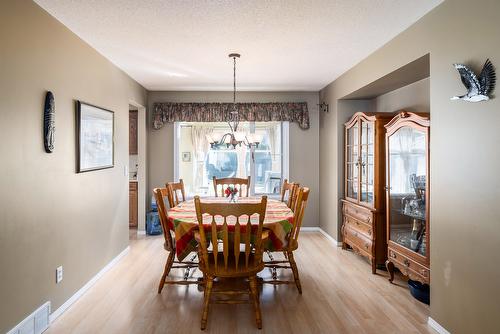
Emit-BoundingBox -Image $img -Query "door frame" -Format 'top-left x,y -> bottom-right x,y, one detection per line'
129,100 -> 147,233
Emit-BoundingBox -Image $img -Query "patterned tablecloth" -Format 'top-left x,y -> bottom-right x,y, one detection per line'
166,197 -> 294,261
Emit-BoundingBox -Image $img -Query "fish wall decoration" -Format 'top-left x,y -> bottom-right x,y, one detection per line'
44,91 -> 55,153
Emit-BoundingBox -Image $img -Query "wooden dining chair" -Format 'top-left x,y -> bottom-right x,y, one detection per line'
154,188 -> 198,293
280,179 -> 300,211
194,195 -> 268,330
166,179 -> 186,208
264,187 -> 310,294
212,176 -> 251,197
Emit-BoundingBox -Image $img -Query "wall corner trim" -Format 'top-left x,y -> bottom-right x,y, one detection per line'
49,246 -> 130,324
300,227 -> 342,246
428,317 -> 451,334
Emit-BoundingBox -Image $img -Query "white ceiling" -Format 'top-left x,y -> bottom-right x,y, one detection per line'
35,0 -> 442,91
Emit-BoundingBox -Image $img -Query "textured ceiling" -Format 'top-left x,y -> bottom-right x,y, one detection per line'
34,0 -> 442,91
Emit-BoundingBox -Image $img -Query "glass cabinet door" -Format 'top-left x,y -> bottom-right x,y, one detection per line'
360,120 -> 374,205
346,122 -> 359,201
387,126 -> 427,256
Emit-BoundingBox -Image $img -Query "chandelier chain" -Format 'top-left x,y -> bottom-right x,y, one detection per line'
233,55 -> 236,105
207,53 -> 260,149
230,54 -> 239,132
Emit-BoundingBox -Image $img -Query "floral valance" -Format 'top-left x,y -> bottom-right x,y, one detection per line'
152,102 -> 310,130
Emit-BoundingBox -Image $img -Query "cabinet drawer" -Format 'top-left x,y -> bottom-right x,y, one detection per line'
344,216 -> 373,239
344,224 -> 372,255
388,249 -> 429,282
343,202 -> 373,225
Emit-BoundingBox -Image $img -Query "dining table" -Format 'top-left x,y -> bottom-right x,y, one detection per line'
166,196 -> 295,261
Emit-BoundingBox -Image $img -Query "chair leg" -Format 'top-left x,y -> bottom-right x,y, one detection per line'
287,251 -> 302,294
249,275 -> 262,329
158,251 -> 175,294
201,276 -> 213,330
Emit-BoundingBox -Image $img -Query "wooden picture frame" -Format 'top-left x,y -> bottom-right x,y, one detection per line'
76,101 -> 114,173
182,151 -> 191,162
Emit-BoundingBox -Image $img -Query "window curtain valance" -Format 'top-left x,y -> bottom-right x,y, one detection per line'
152,102 -> 310,130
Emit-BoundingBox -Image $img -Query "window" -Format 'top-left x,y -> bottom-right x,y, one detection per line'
175,121 -> 288,197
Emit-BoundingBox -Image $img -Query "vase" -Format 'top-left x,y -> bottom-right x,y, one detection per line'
229,193 -> 238,203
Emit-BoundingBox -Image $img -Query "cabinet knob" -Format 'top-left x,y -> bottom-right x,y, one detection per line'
391,253 -> 397,259
404,259 -> 410,267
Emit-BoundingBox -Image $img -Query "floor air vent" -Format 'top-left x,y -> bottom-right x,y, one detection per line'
7,302 -> 50,334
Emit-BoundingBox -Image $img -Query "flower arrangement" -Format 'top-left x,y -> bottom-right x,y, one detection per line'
224,186 -> 238,202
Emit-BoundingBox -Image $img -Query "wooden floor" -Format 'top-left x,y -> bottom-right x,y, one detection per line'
47,231 -> 433,334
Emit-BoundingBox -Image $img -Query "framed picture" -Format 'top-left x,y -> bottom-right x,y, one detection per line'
76,101 -> 114,173
182,151 -> 191,162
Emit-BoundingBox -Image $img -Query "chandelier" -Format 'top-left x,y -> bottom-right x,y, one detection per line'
207,53 -> 262,149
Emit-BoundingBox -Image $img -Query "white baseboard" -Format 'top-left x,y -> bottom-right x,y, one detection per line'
300,227 -> 321,232
49,246 -> 130,323
428,317 -> 451,334
300,227 -> 342,247
317,228 -> 343,246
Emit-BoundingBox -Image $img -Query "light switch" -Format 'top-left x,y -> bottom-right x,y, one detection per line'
56,266 -> 63,284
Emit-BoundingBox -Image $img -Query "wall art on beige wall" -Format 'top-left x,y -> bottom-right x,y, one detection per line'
182,151 -> 191,162
451,59 -> 496,102
44,91 -> 55,153
76,101 -> 114,173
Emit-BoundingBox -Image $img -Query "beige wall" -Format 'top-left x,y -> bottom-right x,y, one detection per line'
147,91 -> 320,227
319,0 -> 500,332
0,1 -> 147,332
374,78 -> 430,114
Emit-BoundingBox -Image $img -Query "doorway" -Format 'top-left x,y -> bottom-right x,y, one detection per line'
128,101 -> 147,234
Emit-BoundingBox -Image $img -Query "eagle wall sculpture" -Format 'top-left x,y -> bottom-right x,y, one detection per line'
451,59 -> 496,102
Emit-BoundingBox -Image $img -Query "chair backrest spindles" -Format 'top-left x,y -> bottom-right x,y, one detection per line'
211,216 -> 218,270
166,179 -> 186,208
281,179 -> 300,210
194,195 -> 267,274
288,187 -> 310,246
153,188 -> 175,252
234,218 -> 240,269
212,176 -> 251,197
222,218 -> 229,270
245,218 -> 252,268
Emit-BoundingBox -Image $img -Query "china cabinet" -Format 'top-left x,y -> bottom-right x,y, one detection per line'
384,112 -> 430,284
341,112 -> 394,273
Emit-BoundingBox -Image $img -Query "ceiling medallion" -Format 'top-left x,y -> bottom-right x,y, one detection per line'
207,53 -> 262,149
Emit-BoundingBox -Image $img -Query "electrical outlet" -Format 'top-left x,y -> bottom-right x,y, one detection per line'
56,266 -> 63,284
